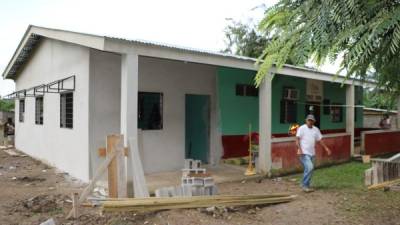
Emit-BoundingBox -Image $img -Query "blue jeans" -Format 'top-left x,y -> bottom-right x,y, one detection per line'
300,154 -> 315,188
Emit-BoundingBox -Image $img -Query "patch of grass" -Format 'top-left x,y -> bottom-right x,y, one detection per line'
289,161 -> 371,190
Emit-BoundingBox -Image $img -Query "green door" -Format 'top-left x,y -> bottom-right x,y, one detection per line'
185,94 -> 210,163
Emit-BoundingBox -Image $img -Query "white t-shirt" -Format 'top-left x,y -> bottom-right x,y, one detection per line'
296,124 -> 323,156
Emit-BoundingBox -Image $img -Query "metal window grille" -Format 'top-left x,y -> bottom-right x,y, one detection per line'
330,103 -> 343,123
280,100 -> 297,123
235,84 -> 258,97
60,92 -> 73,128
19,99 -> 25,122
35,96 -> 44,125
138,92 -> 163,130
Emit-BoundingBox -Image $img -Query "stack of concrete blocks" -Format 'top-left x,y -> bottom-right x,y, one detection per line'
181,159 -> 218,196
154,159 -> 218,197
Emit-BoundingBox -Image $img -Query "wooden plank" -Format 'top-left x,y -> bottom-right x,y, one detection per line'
368,178 -> 400,190
66,147 -> 118,219
102,194 -> 296,212
71,192 -> 79,219
99,147 -> 128,157
107,135 -> 120,198
116,135 -> 127,198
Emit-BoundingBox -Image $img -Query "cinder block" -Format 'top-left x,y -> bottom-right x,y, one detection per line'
184,159 -> 194,169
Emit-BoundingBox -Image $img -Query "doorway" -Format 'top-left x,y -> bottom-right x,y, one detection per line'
185,94 -> 210,163
305,102 -> 321,128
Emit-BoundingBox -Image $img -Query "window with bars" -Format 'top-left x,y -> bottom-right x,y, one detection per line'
330,103 -> 343,123
19,99 -> 25,122
60,92 -> 73,128
138,92 -> 163,130
35,96 -> 44,125
235,84 -> 258,97
280,100 -> 297,123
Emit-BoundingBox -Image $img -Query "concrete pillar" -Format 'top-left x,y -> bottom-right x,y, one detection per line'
120,53 -> 139,145
120,53 -> 139,197
346,84 -> 355,155
258,75 -> 272,175
397,96 -> 400,129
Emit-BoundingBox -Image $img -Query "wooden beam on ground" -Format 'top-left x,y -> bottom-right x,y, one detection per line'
368,178 -> 400,190
102,194 -> 296,212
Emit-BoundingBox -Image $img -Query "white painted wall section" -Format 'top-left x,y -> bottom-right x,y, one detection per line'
89,49 -> 121,178
14,38 -> 90,181
138,56 -> 220,173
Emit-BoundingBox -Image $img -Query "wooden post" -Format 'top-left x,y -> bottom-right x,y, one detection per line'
106,134 -> 127,198
71,192 -> 79,219
397,96 -> 400,129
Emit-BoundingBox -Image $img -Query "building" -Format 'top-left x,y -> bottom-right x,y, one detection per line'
0,110 -> 14,145
2,25 -> 372,181
363,107 -> 397,129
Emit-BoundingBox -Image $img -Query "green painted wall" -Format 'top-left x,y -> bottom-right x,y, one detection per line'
271,74 -> 307,133
216,67 -> 364,135
320,82 -> 346,130
217,67 -> 259,135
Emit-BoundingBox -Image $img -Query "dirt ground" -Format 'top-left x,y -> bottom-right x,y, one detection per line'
1,149 -> 400,225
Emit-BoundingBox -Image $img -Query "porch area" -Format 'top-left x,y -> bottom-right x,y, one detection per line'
145,164 -> 262,193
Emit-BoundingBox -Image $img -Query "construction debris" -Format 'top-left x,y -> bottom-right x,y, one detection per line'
39,218 -> 55,225
368,178 -> 400,190
155,159 -> 217,197
365,153 -> 400,186
102,193 -> 296,212
128,137 -> 149,198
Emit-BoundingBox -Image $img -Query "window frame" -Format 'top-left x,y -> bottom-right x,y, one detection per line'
280,99 -> 298,124
138,92 -> 163,130
330,103 -> 343,123
235,84 -> 258,97
35,96 -> 44,125
19,99 -> 25,122
60,92 -> 74,129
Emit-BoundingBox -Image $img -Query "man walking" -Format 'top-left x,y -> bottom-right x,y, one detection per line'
296,115 -> 331,192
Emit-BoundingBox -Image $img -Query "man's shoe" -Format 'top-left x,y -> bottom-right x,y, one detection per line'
302,187 -> 315,193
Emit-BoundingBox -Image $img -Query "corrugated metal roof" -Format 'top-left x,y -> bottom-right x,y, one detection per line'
106,36 -> 258,61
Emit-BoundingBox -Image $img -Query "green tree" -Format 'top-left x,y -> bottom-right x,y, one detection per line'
364,89 -> 396,110
222,19 -> 270,58
0,99 -> 14,112
255,0 -> 400,94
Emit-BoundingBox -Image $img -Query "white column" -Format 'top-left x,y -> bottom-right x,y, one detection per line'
346,84 -> 355,155
121,53 -> 139,197
120,53 -> 139,145
258,75 -> 272,175
397,96 -> 400,129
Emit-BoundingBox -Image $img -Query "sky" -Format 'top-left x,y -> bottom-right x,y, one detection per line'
0,0 -> 340,97
0,0 -> 274,96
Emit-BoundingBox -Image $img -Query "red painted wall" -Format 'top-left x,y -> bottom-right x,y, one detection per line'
271,135 -> 351,173
364,131 -> 400,156
221,135 -> 249,158
221,131 -> 357,158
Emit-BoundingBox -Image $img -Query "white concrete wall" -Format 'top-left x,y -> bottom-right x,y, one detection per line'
364,113 -> 398,129
88,49 -> 121,178
14,38 -> 90,181
138,56 -> 221,173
